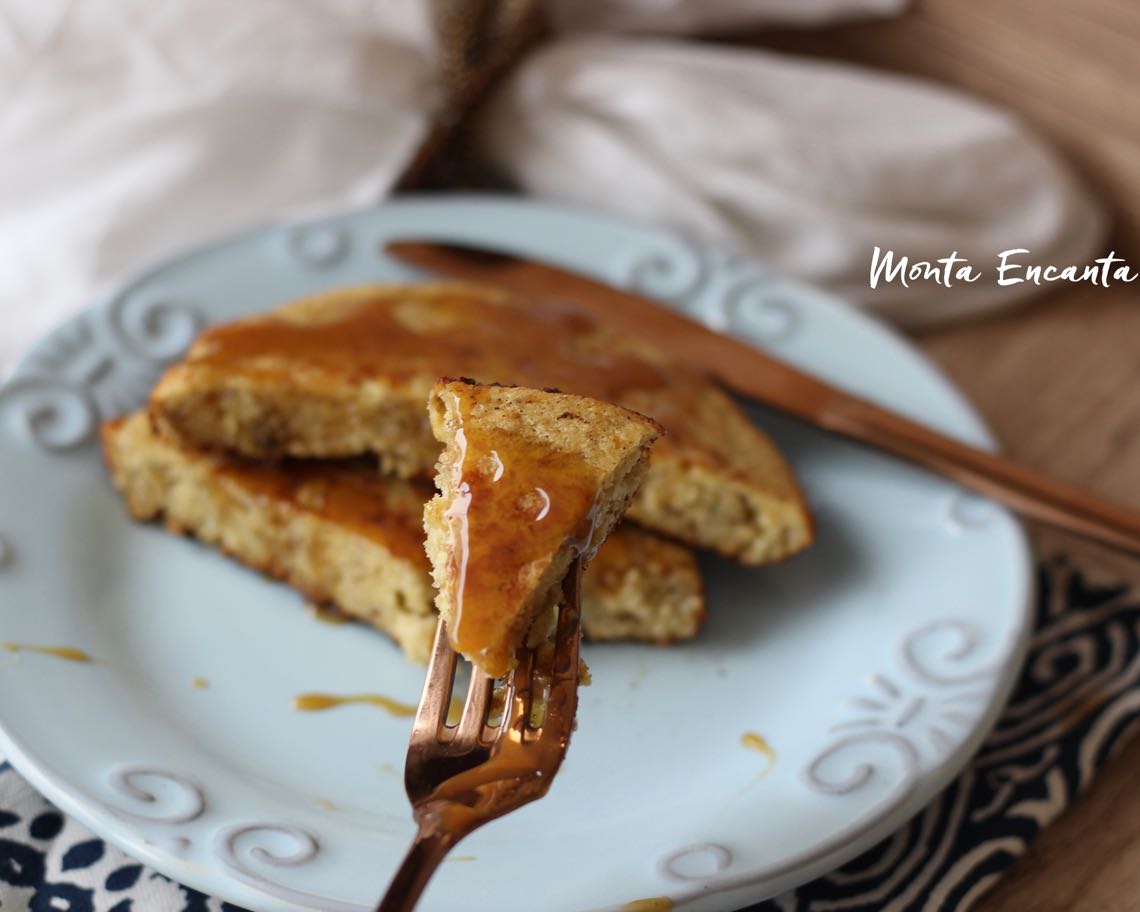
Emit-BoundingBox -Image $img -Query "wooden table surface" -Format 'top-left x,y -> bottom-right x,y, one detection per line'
748,2 -> 1140,907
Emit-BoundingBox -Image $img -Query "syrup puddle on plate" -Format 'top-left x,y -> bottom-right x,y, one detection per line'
740,731 -> 777,784
292,693 -> 466,721
292,693 -> 418,717
621,899 -> 673,912
741,731 -> 775,761
2,642 -> 93,663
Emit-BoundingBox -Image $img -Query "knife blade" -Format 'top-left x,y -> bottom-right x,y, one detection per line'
385,239 -> 1140,557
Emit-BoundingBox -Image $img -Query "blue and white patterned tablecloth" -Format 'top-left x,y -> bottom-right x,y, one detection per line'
0,557 -> 1132,912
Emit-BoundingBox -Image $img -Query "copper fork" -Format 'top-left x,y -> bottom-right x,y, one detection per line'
376,560 -> 584,912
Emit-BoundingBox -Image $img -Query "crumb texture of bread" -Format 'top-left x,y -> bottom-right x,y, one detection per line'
101,412 -> 439,662
424,379 -> 660,677
622,378 -> 813,565
147,282 -> 812,564
101,411 -> 699,664
581,524 -> 705,642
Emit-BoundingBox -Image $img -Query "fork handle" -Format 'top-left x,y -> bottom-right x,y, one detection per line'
375,827 -> 457,912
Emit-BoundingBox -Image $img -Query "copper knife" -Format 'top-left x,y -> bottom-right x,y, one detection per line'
386,239 -> 1140,557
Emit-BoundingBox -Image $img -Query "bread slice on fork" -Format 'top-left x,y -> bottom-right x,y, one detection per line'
101,411 -> 699,664
148,283 -> 813,565
423,379 -> 660,677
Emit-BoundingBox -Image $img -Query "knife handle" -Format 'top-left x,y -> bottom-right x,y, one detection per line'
817,394 -> 1140,555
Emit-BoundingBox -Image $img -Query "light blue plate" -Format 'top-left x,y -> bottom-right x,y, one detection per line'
0,196 -> 1032,911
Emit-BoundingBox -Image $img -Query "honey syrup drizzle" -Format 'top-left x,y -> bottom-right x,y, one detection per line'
414,638 -> 580,847
444,385 -> 603,677
194,292 -> 673,410
191,290 -> 708,453
292,693 -> 417,718
741,732 -> 777,783
621,900 -> 674,912
216,459 -> 430,566
741,731 -> 775,758
2,643 -> 92,663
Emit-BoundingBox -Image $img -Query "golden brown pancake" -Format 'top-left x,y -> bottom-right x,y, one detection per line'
101,412 -> 700,664
149,283 -> 813,564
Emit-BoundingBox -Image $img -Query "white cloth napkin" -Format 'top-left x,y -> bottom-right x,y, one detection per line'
0,0 -> 1106,378
475,37 -> 1106,326
0,0 -> 437,374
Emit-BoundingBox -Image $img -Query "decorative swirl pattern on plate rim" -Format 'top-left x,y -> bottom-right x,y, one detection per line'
804,731 -> 921,796
659,843 -> 734,882
101,767 -> 370,910
287,222 -> 350,269
945,491 -> 999,533
724,290 -> 799,343
0,375 -> 102,453
619,235 -> 712,305
104,766 -> 206,825
214,823 -> 368,912
106,293 -> 203,363
619,236 -> 798,346
0,296 -> 202,451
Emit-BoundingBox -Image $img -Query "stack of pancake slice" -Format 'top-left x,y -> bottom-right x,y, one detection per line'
102,283 -> 814,666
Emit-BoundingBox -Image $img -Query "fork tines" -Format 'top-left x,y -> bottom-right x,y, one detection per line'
409,557 -> 583,757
